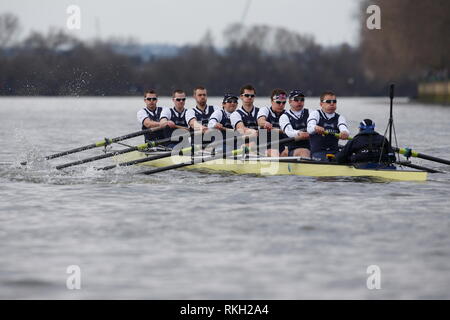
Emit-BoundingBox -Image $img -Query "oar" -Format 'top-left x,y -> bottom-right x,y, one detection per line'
140,137 -> 296,175
324,130 -> 349,139
20,126 -> 165,165
98,134 -> 241,171
56,142 -> 155,170
98,146 -> 194,171
394,147 -> 450,166
55,135 -> 183,170
396,161 -> 442,173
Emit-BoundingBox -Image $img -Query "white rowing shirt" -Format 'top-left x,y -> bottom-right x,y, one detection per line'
279,109 -> 308,138
230,106 -> 259,129
208,109 -> 233,128
307,109 -> 349,135
137,106 -> 165,125
160,106 -> 186,122
185,105 -> 219,126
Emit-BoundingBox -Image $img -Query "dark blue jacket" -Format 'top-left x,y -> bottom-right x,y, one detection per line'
336,131 -> 396,164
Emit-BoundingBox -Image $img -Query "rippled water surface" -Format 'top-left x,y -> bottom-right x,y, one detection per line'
1,97 -> 449,299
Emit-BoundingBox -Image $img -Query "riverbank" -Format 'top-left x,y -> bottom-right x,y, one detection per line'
418,81 -> 450,104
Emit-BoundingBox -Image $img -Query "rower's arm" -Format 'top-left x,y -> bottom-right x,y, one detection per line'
256,107 -> 270,129
279,114 -> 298,138
257,116 -> 267,128
143,118 -> 160,128
235,122 -> 246,135
337,115 -> 350,134
235,122 -> 257,137
158,108 -> 172,127
137,109 -> 159,128
189,118 -> 205,132
307,111 -> 320,134
159,118 -> 168,126
208,110 -> 222,129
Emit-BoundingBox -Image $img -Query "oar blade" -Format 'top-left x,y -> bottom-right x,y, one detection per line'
20,127 -> 164,165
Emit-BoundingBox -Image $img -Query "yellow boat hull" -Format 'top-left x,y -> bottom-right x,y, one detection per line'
117,151 -> 428,181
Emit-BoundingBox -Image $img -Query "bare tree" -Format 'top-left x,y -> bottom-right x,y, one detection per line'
0,12 -> 21,48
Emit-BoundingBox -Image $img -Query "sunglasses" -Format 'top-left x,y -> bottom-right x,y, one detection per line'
293,97 -> 305,102
145,97 -> 157,101
175,98 -> 186,102
321,99 -> 337,104
226,99 -> 238,104
242,93 -> 255,98
274,101 -> 287,105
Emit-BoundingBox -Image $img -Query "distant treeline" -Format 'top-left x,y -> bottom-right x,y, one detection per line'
0,0 -> 448,97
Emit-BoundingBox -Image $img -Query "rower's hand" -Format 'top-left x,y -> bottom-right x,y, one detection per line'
167,121 -> 177,129
244,128 -> 258,138
263,122 -> 273,130
194,125 -> 208,133
315,125 -> 325,135
214,123 -> 224,130
339,132 -> 349,140
297,132 -> 310,140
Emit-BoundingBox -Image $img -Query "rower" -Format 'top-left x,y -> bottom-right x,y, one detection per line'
185,86 -> 219,133
136,89 -> 165,143
207,93 -> 239,152
279,90 -> 311,158
307,91 -> 350,161
159,89 -> 189,149
257,88 -> 289,157
336,119 -> 396,167
230,84 -> 260,137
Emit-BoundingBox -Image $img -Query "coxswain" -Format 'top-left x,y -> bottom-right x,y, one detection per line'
257,88 -> 289,157
136,89 -> 165,143
336,119 -> 396,167
279,90 -> 311,158
307,91 -> 350,160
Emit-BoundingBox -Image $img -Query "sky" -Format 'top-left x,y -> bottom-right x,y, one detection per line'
2,0 -> 361,47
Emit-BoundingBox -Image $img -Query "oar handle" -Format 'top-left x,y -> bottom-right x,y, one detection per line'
324,131 -> 353,140
173,125 -> 190,131
217,127 -> 235,133
109,126 -> 163,144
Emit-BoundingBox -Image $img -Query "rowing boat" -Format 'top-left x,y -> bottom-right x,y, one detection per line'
116,151 -> 428,181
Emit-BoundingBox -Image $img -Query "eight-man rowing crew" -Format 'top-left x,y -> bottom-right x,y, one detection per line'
137,84 -> 395,166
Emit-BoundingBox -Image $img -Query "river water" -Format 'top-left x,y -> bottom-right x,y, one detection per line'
0,97 -> 449,299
